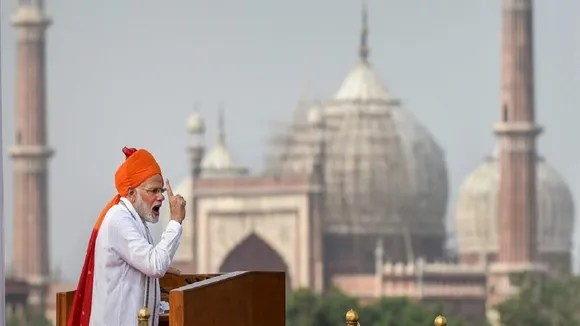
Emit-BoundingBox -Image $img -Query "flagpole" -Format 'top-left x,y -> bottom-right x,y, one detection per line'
0,6 -> 6,323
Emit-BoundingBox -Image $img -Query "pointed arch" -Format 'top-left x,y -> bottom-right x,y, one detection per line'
219,233 -> 291,289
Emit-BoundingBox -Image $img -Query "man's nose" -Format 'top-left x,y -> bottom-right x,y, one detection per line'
157,193 -> 165,201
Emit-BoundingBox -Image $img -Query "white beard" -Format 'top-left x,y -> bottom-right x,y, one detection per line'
135,190 -> 159,224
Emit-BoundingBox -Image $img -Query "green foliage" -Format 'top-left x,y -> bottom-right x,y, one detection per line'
496,273 -> 580,326
286,287 -> 467,326
286,288 -> 320,326
5,308 -> 53,326
6,316 -> 20,326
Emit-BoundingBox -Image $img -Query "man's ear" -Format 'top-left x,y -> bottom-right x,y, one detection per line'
126,187 -> 136,200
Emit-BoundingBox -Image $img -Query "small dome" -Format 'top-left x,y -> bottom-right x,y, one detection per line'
200,109 -> 249,178
307,105 -> 323,126
187,113 -> 205,134
201,142 -> 248,178
454,150 -> 575,256
161,177 -> 194,262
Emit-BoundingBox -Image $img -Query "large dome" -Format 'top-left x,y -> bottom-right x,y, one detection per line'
454,149 -> 575,259
269,60 -> 448,237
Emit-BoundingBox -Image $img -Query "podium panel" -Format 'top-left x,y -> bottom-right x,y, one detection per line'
56,271 -> 285,326
168,271 -> 285,326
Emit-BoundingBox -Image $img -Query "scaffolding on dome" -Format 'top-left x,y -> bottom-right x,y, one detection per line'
265,99 -> 418,264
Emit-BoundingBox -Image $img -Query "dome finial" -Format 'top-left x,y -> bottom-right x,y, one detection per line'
218,104 -> 226,145
359,0 -> 370,62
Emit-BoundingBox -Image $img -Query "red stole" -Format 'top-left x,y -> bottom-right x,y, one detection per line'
67,195 -> 120,326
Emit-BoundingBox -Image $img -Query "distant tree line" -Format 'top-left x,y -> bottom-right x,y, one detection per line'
286,287 -> 469,326
496,272 -> 580,326
6,307 -> 53,326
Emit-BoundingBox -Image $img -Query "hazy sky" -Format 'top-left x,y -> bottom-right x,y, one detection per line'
2,0 -> 580,282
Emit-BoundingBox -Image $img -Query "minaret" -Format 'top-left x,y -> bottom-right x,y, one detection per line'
488,0 -> 545,321
187,108 -> 205,178
374,238 -> 384,297
494,0 -> 541,265
186,109 -> 204,272
308,105 -> 326,293
9,0 -> 54,310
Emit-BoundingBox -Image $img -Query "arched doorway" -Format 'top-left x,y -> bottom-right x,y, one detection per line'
219,233 -> 292,290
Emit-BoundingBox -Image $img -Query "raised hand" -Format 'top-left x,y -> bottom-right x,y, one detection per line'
166,266 -> 182,276
166,179 -> 186,223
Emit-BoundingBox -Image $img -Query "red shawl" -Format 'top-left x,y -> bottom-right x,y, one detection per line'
67,147 -> 162,326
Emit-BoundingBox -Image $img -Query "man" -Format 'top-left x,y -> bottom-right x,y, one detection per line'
68,147 -> 186,326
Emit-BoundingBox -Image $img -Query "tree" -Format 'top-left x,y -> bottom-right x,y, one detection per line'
496,273 -> 580,326
314,288 -> 359,326
286,288 -> 320,326
5,307 -> 54,326
286,287 -> 467,326
357,297 -> 466,326
286,287 -> 357,326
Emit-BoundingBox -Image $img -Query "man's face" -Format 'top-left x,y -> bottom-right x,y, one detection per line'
131,174 -> 165,224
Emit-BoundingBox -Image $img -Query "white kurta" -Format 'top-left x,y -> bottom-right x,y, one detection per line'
89,197 -> 182,326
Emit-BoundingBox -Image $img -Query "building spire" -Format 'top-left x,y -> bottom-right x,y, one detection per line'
11,0 -> 53,311
487,1 -> 544,314
359,0 -> 370,62
494,0 -> 541,264
218,105 -> 226,145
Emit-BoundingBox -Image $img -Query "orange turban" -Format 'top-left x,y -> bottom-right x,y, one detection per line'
68,147 -> 162,326
115,146 -> 162,197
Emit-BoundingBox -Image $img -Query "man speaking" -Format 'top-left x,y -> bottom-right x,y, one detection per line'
68,147 -> 186,326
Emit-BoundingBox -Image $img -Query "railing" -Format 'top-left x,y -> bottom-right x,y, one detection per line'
137,306 -> 448,326
344,309 -> 448,326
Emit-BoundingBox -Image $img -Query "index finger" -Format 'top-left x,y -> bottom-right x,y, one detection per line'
166,179 -> 174,198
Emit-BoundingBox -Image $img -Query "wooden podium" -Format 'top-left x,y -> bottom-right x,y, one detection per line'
55,271 -> 286,326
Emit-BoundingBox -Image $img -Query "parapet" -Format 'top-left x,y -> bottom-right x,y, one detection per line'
383,259 -> 487,276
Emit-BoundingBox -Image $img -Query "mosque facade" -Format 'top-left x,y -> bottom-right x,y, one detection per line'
160,2 -> 575,325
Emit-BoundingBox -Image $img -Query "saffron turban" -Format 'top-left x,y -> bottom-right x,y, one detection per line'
68,147 -> 162,326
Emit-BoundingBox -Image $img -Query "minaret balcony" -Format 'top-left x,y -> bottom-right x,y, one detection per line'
493,121 -> 542,136
8,145 -> 54,159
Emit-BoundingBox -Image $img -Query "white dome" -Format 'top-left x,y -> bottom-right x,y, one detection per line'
454,150 -> 575,255
201,142 -> 248,178
161,177 -> 194,262
324,100 -> 448,235
267,10 -> 448,237
187,113 -> 205,134
331,61 -> 391,102
200,108 -> 249,178
307,105 -> 323,126
271,59 -> 448,236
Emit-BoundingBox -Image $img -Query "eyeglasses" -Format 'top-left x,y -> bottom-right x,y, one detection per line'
138,187 -> 166,195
